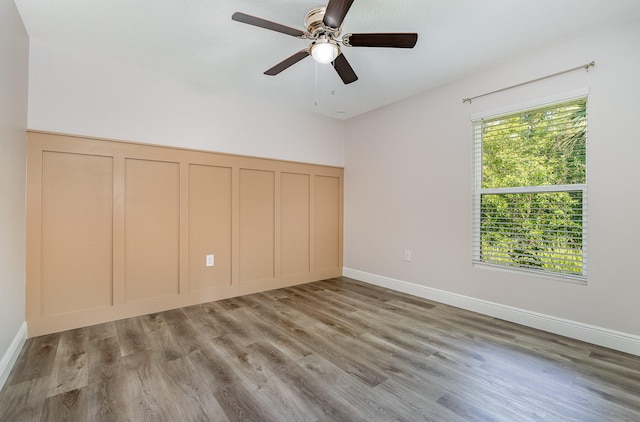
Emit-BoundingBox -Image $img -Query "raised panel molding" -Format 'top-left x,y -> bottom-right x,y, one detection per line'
26,131 -> 343,336
188,164 -> 232,291
315,175 -> 342,271
40,151 -> 114,315
239,169 -> 275,283
124,159 -> 180,302
280,173 -> 310,276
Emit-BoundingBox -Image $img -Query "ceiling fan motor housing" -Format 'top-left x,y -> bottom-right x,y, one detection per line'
305,7 -> 341,38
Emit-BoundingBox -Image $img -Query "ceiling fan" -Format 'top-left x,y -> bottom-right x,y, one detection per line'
232,0 -> 418,84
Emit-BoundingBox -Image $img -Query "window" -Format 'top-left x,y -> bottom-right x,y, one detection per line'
472,96 -> 587,281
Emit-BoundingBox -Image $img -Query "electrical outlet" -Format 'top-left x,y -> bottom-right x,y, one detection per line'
206,254 -> 214,267
404,250 -> 412,262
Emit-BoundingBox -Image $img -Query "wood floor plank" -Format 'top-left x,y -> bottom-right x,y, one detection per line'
119,349 -> 183,421
278,296 -> 364,339
161,356 -> 231,421
214,306 -> 276,347
0,377 -> 48,421
264,317 -> 390,388
215,382 -> 280,422
186,347 -> 236,394
86,335 -> 132,422
235,306 -> 314,360
436,392 -> 508,422
42,387 -> 88,422
244,293 -> 319,328
209,335 -> 317,422
114,316 -> 151,357
5,332 -> 60,386
84,321 -> 117,345
46,328 -> 89,398
164,311 -> 207,356
180,302 -> 228,339
249,341 -> 377,422
2,276 -> 640,422
374,377 -> 467,422
139,312 -> 184,362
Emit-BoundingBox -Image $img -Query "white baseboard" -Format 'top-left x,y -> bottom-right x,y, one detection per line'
0,322 -> 27,391
343,268 -> 640,356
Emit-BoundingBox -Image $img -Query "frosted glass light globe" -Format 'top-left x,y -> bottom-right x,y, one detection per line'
311,40 -> 339,64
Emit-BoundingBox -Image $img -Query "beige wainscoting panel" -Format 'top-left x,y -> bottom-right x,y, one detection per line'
315,175 -> 342,271
26,131 -> 343,336
40,151 -> 114,316
188,164 -> 232,291
280,172 -> 310,276
239,168 -> 275,284
124,159 -> 181,303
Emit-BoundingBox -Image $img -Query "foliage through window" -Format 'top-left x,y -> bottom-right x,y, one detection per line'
472,97 -> 587,280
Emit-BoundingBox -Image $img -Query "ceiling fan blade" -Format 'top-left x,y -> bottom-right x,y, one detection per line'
323,0 -> 355,29
232,12 -> 305,38
264,50 -> 310,76
344,33 -> 418,48
332,53 -> 358,84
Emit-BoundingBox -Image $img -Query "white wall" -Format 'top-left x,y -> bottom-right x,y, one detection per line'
27,39 -> 345,167
344,18 -> 640,351
0,0 -> 29,389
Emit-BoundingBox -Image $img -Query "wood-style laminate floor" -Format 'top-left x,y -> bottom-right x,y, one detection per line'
1,277 -> 640,421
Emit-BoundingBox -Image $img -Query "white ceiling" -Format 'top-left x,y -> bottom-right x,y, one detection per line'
14,0 -> 640,120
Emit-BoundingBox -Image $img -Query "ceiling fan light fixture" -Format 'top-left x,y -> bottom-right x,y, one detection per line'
311,38 -> 340,64
232,2 -> 418,84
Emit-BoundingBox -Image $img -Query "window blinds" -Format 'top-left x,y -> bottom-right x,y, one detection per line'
472,98 -> 587,280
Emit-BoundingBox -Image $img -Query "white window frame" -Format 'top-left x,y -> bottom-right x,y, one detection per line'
471,89 -> 589,282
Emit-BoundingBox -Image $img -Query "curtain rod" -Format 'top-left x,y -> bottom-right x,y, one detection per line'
462,61 -> 595,104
